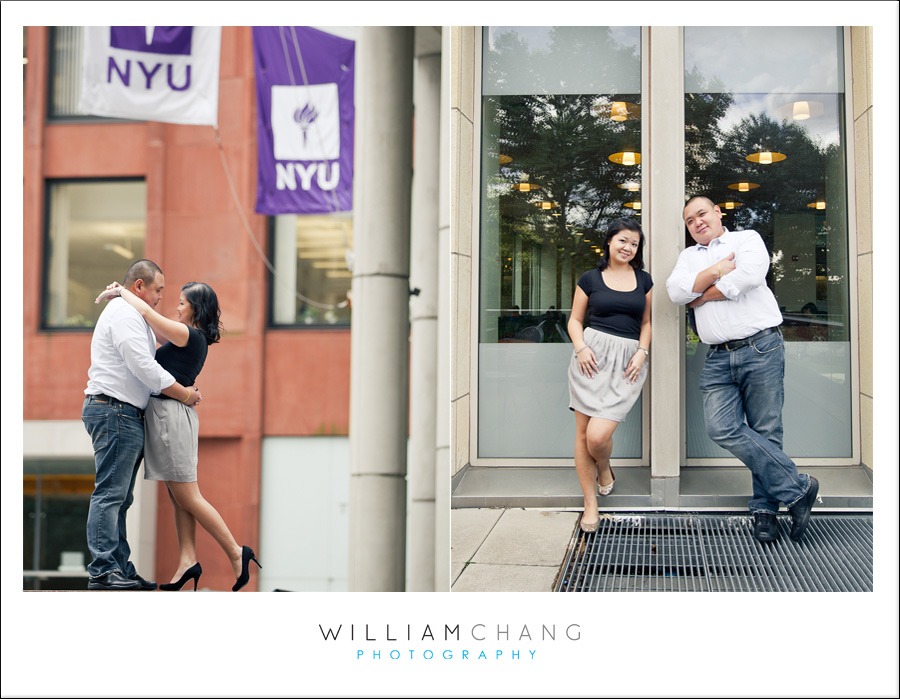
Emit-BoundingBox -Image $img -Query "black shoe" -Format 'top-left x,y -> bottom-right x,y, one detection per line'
129,573 -> 158,591
88,571 -> 141,591
232,546 -> 262,592
789,476 -> 819,541
159,563 -> 202,591
752,512 -> 779,542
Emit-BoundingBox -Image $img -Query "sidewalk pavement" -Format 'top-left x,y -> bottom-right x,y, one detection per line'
451,508 -> 580,592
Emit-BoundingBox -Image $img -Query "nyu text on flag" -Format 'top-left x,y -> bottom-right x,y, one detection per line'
79,26 -> 221,126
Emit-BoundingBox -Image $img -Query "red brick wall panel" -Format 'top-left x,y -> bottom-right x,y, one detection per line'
263,331 -> 352,436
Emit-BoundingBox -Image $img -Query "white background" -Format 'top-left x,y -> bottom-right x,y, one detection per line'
2,3 -> 897,697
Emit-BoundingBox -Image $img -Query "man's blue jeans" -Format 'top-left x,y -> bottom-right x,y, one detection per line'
699,329 -> 811,514
82,394 -> 145,578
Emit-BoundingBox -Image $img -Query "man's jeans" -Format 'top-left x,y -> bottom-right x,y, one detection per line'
83,395 -> 145,578
699,329 -> 811,514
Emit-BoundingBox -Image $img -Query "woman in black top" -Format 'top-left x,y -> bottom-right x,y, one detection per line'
98,281 -> 260,591
567,219 -> 652,533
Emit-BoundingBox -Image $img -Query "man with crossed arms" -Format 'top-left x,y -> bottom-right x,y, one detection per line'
666,196 -> 818,543
83,259 -> 202,590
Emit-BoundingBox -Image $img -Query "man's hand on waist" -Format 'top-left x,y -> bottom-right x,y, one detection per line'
183,385 -> 202,407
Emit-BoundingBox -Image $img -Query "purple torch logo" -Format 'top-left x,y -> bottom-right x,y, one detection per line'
293,104 -> 319,145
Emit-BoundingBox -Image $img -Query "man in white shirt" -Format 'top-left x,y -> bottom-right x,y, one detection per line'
666,196 -> 818,543
83,259 -> 201,590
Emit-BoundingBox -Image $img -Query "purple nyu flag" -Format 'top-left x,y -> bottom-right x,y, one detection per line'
253,27 -> 355,215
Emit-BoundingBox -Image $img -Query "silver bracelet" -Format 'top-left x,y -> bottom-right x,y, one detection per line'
639,347 -> 649,358
575,346 -> 589,354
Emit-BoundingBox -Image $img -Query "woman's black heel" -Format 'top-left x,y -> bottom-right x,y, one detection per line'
232,546 -> 262,592
159,562 -> 202,591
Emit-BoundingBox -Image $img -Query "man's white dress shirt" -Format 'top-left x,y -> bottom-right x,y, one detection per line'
666,228 -> 783,345
85,298 -> 175,409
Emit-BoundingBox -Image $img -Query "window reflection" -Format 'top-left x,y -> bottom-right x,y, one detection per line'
24,460 -> 94,590
487,92 -> 643,344
482,27 -> 643,345
270,213 -> 352,327
684,90 -> 848,343
478,27 -> 644,459
44,180 -> 147,328
684,27 -> 851,459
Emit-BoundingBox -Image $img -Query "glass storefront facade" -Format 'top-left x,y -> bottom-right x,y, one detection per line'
474,26 -> 857,467
23,459 -> 95,590
683,27 -> 852,459
478,27 -> 644,459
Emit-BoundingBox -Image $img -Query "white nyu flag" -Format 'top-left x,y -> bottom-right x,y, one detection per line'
79,26 -> 221,126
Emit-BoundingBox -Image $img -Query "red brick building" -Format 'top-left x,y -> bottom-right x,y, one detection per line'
23,26 -> 356,591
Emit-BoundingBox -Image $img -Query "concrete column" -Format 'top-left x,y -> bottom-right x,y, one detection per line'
348,27 -> 414,591
647,27 -> 685,490
272,215 -> 298,323
433,26 -> 452,591
408,46 -> 441,591
850,26 -> 873,470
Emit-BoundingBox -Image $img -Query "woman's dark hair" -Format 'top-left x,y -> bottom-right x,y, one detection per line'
182,282 -> 223,345
597,218 -> 646,271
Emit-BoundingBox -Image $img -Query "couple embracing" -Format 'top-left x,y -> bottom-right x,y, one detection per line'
82,259 -> 261,591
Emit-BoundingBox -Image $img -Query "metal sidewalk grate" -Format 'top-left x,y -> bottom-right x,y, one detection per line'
556,513 -> 873,592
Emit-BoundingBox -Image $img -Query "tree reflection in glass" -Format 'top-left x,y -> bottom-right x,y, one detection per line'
477,27 -> 646,459
481,27 -> 643,344
683,26 -> 851,458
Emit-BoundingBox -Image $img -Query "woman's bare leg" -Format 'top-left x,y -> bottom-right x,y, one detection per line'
586,417 -> 618,488
574,411 -> 600,525
166,485 -> 199,584
167,481 -> 243,578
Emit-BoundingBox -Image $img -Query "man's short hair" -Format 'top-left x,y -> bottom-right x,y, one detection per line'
123,259 -> 163,288
683,194 -> 716,214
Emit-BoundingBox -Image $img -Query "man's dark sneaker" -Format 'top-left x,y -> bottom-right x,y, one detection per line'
87,571 -> 141,591
752,512 -> 779,542
789,476 -> 819,541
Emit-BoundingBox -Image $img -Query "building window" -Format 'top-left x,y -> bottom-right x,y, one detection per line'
43,179 -> 147,329
478,26 -> 643,459
269,213 -> 352,327
24,459 -> 94,590
48,26 -> 123,120
48,26 -> 88,118
683,26 -> 852,459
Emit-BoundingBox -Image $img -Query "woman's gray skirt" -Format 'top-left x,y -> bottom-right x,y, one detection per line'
568,327 -> 648,422
143,395 -> 199,482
